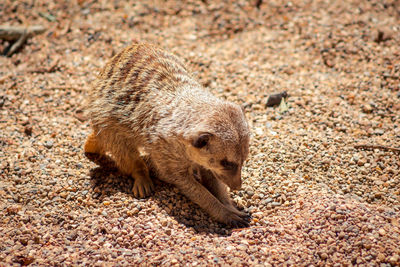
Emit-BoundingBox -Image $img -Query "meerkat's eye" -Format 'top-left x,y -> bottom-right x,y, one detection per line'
192,133 -> 211,149
220,159 -> 238,172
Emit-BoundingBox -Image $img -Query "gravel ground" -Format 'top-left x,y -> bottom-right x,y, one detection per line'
1,0 -> 399,265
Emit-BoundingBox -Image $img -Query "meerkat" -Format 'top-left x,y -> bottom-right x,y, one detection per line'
84,43 -> 250,227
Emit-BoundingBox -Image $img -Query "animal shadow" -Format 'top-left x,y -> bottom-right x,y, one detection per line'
85,152 -> 238,236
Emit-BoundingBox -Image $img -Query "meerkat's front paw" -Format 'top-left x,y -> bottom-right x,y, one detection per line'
220,199 -> 250,219
132,176 -> 154,198
223,211 -> 250,228
226,204 -> 250,219
218,205 -> 251,228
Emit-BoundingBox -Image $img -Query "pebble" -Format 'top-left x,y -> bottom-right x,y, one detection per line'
377,253 -> 386,262
237,245 -> 248,251
389,254 -> 399,265
44,140 -> 54,149
266,91 -> 288,107
24,125 -> 33,136
362,104 -> 373,113
272,201 -> 281,206
246,189 -> 254,197
378,228 -> 386,236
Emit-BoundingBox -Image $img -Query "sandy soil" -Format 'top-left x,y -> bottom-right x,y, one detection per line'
1,0 -> 399,265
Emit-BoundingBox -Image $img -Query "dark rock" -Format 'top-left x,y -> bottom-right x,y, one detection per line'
44,140 -> 53,149
266,91 -> 288,107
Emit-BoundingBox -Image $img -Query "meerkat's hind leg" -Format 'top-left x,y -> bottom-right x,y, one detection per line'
131,157 -> 154,198
85,131 -> 153,198
109,143 -> 154,198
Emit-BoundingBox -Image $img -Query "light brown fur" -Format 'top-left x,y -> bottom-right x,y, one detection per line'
85,43 -> 250,227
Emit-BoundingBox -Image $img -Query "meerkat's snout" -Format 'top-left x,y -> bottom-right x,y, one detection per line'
212,165 -> 242,191
227,174 -> 242,190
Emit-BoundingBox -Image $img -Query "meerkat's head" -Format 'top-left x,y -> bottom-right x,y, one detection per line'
185,102 -> 250,190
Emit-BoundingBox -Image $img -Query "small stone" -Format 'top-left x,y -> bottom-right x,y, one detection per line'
357,158 -> 367,167
44,140 -> 54,149
271,202 -> 281,207
6,205 -> 21,215
378,228 -> 386,236
363,243 -> 372,250
362,104 -> 373,113
377,253 -> 386,262
74,109 -> 87,122
263,198 -> 273,204
269,130 -> 277,136
389,254 -> 399,265
266,91 -> 288,107
24,125 -> 33,136
246,189 -> 254,197
226,245 -> 235,251
338,232 -> 345,239
238,244 -> 248,251
255,127 -> 263,135
375,28 -> 393,43
126,208 -> 139,216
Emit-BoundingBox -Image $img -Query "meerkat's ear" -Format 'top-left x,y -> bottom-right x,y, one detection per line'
192,132 -> 213,148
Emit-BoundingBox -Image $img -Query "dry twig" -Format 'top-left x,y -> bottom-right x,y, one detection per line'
0,25 -> 46,56
0,25 -> 45,41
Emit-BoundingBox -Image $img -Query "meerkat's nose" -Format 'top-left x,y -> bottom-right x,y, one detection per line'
230,175 -> 242,190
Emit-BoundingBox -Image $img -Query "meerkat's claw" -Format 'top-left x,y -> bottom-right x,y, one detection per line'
225,212 -> 250,228
132,177 -> 154,198
225,202 -> 248,218
234,209 -> 250,219
240,212 -> 252,220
